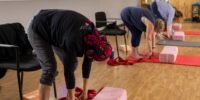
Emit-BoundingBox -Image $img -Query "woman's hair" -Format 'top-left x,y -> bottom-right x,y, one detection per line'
141,4 -> 151,10
154,18 -> 165,33
172,6 -> 183,22
173,6 -> 183,18
175,11 -> 183,18
175,10 -> 183,18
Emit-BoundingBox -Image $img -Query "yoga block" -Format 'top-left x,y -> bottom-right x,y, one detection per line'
23,90 -> 39,100
172,31 -> 185,41
159,46 -> 178,63
93,87 -> 127,100
172,23 -> 182,30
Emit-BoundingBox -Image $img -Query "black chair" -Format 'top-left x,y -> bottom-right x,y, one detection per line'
0,23 -> 57,100
95,11 -> 128,56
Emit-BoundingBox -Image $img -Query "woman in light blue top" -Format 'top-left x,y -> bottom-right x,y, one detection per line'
150,1 -> 182,38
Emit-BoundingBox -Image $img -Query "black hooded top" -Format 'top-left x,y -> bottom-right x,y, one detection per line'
32,9 -> 88,57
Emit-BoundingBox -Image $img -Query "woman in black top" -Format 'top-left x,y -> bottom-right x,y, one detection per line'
28,9 -> 112,100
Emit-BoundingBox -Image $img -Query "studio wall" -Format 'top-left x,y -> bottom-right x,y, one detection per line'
0,0 -> 139,30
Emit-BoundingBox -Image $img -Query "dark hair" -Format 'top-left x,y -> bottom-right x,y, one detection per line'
173,6 -> 183,18
175,10 -> 183,18
141,4 -> 151,10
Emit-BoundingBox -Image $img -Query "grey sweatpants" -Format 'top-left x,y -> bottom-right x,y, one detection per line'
27,21 -> 78,89
27,21 -> 58,86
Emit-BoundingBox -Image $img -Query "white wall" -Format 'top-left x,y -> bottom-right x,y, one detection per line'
0,0 -> 139,30
0,0 -> 100,30
98,0 -> 140,18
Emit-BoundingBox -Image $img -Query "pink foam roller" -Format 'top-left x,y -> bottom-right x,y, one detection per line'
159,46 -> 178,63
93,87 -> 127,100
172,31 -> 185,41
172,23 -> 182,30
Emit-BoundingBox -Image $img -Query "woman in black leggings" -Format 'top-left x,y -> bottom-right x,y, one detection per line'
28,9 -> 112,100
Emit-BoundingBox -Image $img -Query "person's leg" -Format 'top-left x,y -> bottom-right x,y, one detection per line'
121,12 -> 143,58
82,78 -> 88,99
28,21 -> 57,100
38,85 -> 51,100
53,47 -> 77,100
130,30 -> 143,58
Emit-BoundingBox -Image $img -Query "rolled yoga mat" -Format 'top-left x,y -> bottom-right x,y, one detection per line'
157,40 -> 200,47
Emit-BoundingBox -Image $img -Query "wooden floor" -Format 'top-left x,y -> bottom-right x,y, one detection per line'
1,22 -> 200,100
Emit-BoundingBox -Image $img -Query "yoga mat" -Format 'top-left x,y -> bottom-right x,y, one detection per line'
183,30 -> 200,35
127,53 -> 200,67
157,40 -> 200,47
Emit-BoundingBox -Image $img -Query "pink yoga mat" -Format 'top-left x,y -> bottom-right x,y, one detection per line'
127,53 -> 200,67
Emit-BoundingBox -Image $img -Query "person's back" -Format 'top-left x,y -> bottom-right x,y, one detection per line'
121,7 -> 156,31
32,9 -> 88,57
155,1 -> 175,21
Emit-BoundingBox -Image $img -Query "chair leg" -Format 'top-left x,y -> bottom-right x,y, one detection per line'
17,71 -> 23,100
124,35 -> 128,55
115,35 -> 120,57
17,71 -> 56,100
20,72 -> 23,90
53,81 -> 57,98
126,26 -> 130,39
124,25 -> 129,39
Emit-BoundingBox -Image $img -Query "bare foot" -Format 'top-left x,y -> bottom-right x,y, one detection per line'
77,93 -> 86,100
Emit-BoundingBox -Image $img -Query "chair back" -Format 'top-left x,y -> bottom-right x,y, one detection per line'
0,23 -> 32,60
0,68 -> 7,79
95,11 -> 107,28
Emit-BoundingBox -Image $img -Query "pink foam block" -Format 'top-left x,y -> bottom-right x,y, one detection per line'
172,31 -> 185,41
172,23 -> 182,30
93,87 -> 127,100
159,46 -> 178,63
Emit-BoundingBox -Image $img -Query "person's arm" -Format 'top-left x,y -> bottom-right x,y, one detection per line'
82,55 -> 93,99
54,48 -> 77,100
141,17 -> 155,54
152,32 -> 156,53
